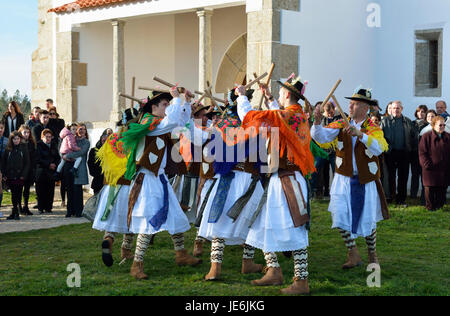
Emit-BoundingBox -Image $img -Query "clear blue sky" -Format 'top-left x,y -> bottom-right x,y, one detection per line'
0,0 -> 38,97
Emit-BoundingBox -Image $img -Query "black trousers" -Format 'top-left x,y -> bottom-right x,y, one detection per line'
410,150 -> 422,199
60,176 -> 66,202
22,178 -> 34,207
63,162 -> 75,216
385,149 -> 410,204
63,162 -> 84,217
424,186 -> 447,211
9,183 -> 23,210
36,176 -> 55,212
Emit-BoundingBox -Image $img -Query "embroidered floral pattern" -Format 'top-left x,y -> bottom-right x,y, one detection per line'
106,133 -> 127,158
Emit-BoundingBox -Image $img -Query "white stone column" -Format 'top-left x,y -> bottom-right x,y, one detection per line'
111,20 -> 126,122
197,9 -> 213,103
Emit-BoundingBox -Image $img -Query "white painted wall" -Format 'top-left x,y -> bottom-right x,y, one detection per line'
281,0 -> 449,118
77,6 -> 246,122
281,0 -> 376,112
77,22 -> 113,123
374,0 -> 450,118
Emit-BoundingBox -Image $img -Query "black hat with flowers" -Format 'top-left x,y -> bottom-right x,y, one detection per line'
345,86 -> 377,106
277,74 -> 306,101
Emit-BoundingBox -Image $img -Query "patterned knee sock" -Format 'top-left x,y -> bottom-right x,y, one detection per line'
134,234 -> 152,262
293,248 -> 309,280
338,229 -> 356,251
264,252 -> 280,268
195,231 -> 207,243
365,230 -> 377,253
104,232 -> 116,242
171,233 -> 185,251
211,238 -> 225,263
121,234 -> 135,250
242,244 -> 256,259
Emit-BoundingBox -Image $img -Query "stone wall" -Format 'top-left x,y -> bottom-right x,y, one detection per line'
32,0 -> 54,108
247,0 -> 300,106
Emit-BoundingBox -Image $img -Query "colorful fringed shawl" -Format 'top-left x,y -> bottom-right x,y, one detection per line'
240,104 -> 316,178
96,132 -> 129,186
117,113 -> 162,181
318,118 -> 389,153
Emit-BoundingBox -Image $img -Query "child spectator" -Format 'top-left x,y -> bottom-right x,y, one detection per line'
57,124 -> 82,176
2,131 -> 30,220
18,125 -> 37,216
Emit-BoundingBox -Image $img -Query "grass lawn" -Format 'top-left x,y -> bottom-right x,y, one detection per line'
0,199 -> 448,296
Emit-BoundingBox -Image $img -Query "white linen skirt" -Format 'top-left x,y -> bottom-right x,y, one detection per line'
245,171 -> 309,252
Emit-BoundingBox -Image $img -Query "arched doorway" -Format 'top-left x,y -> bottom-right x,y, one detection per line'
215,33 -> 247,94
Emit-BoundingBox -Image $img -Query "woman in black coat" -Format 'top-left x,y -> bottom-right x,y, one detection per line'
2,101 -> 25,138
18,125 -> 37,215
2,131 -> 30,220
88,129 -> 113,194
35,129 -> 60,214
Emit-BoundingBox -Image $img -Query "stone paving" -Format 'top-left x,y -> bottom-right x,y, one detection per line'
0,200 -> 90,234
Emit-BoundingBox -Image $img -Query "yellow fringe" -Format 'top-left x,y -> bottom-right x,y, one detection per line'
96,140 -> 129,186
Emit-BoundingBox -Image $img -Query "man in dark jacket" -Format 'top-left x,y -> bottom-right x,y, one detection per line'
381,101 -> 417,206
32,110 -> 54,146
35,129 -> 61,214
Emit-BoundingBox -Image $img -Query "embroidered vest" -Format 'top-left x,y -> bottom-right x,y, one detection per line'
335,128 -> 381,185
200,139 -> 215,179
136,134 -> 186,177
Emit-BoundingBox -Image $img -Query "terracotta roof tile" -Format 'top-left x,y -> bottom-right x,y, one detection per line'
48,0 -> 140,13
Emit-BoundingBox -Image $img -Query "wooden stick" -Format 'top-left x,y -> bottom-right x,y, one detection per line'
331,95 -> 350,126
258,63 -> 275,110
139,86 -> 171,93
321,79 -> 342,113
130,77 -> 136,107
152,76 -> 186,93
119,92 -> 144,104
204,88 -> 225,116
194,91 -> 226,104
244,72 -> 268,89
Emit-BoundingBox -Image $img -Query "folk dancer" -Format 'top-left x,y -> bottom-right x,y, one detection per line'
310,87 -> 389,270
236,76 -> 315,295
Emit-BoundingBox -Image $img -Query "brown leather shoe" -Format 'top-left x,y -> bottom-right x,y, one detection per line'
280,278 -> 310,295
251,267 -> 283,286
101,237 -> 114,267
368,251 -> 379,265
175,249 -> 203,267
130,261 -> 148,280
193,240 -> 204,257
121,247 -> 135,260
241,259 -> 263,274
204,262 -> 222,281
342,248 -> 363,269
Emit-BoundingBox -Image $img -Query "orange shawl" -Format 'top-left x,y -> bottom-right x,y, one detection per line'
241,104 -> 316,177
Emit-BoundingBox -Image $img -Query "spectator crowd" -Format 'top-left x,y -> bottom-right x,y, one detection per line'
0,98 -> 113,221
0,96 -> 448,221
311,99 -> 449,212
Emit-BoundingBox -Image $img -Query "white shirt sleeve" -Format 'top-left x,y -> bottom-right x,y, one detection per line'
237,95 -> 253,122
179,100 -> 192,127
183,118 -> 210,146
360,133 -> 383,157
147,97 -> 182,136
310,124 -> 340,144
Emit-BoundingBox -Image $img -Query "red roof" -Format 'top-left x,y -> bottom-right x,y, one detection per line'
48,0 -> 139,13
